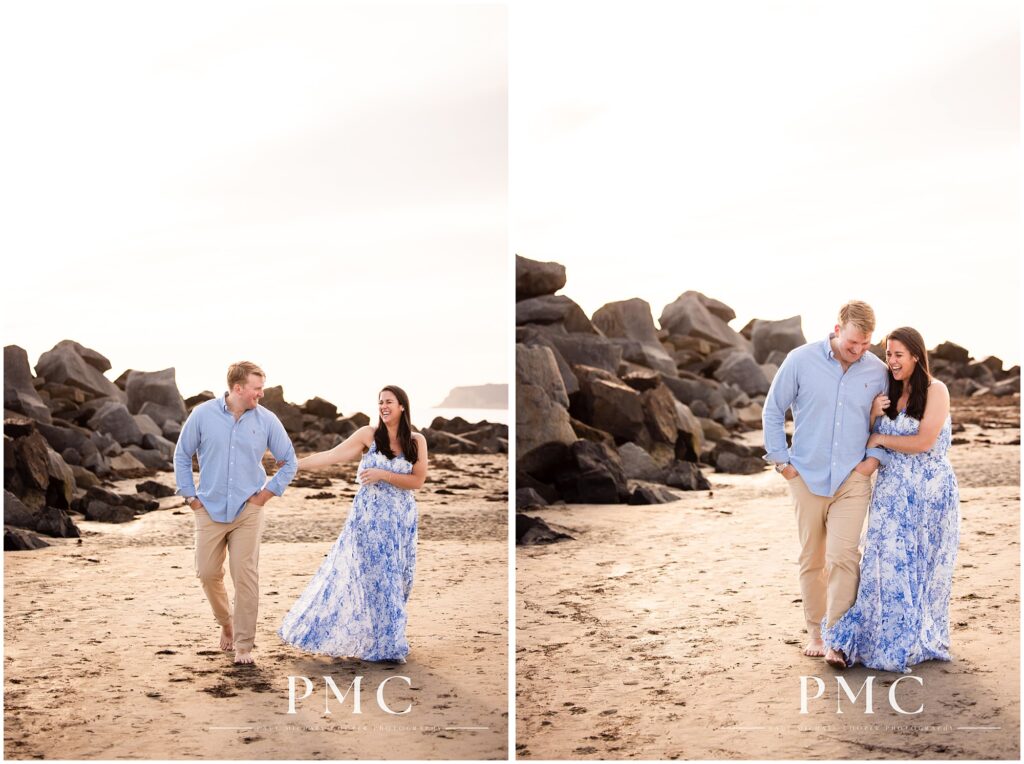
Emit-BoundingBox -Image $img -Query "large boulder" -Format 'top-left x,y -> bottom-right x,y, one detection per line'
750,316 -> 806,364
88,401 -> 144,446
517,379 -> 577,475
34,340 -> 124,401
4,490 -> 38,530
516,254 -> 567,300
659,292 -> 749,350
592,298 -> 662,346
302,397 -> 338,419
36,507 -> 79,538
4,346 -> 52,423
712,351 -> 771,396
617,442 -> 665,481
674,401 -> 703,461
640,384 -> 680,445
516,513 -> 574,545
125,369 -> 187,426
4,527 -> 50,550
930,341 -> 970,365
517,344 -> 570,409
85,500 -> 135,523
664,460 -> 711,490
516,327 -> 580,396
546,334 -> 623,376
627,481 -> 681,505
607,338 -> 677,376
554,440 -> 629,504
516,295 -> 600,334
572,365 -> 644,442
260,387 -> 303,434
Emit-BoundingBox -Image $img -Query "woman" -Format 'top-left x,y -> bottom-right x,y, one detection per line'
278,385 -> 427,662
822,327 -> 960,672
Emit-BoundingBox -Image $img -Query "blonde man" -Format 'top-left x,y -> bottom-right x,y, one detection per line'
174,362 -> 297,664
762,301 -> 890,665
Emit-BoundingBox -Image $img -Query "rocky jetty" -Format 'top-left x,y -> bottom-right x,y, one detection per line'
5,340 -> 504,549
515,254 -> 1020,533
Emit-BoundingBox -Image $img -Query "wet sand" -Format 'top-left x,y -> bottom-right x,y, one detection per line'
517,405 -> 1020,760
4,454 -> 508,760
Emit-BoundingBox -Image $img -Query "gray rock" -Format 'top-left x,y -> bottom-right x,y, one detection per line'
137,401 -> 184,431
750,316 -> 806,364
162,419 -> 182,441
570,417 -> 616,447
640,384 -> 680,444
88,401 -> 144,446
664,460 -> 711,491
35,340 -> 124,401
261,387 -> 303,434
108,451 -> 148,475
4,526 -> 50,550
36,507 -> 80,538
674,401 -> 704,461
516,488 -> 549,510
546,334 -> 623,376
85,500 -> 135,523
4,345 -> 52,423
141,433 -> 176,459
516,254 -> 567,300
659,292 -> 749,350
627,481 -> 680,505
990,376 -> 1020,397
617,442 -> 665,481
516,382 -> 577,475
554,440 -> 630,504
516,294 -> 600,334
608,338 -> 677,376
516,513 -> 573,545
930,341 -> 970,364
592,298 -> 663,346
516,327 -> 580,396
517,344 -> 570,409
185,391 -> 216,409
573,366 -> 644,441
712,351 -> 771,396
302,396 -> 338,419
4,490 -> 38,530
126,446 -> 171,471
125,368 -> 187,425
133,414 -> 163,439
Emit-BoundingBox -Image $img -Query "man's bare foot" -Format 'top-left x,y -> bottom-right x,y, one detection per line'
219,623 -> 234,651
234,649 -> 255,665
825,647 -> 848,669
803,637 -> 826,657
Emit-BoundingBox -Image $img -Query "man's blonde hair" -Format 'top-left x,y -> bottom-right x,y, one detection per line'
227,361 -> 265,390
837,300 -> 876,334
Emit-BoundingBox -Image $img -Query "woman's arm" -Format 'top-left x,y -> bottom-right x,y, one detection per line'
869,392 -> 889,432
867,382 -> 950,454
298,426 -> 375,470
360,433 -> 429,489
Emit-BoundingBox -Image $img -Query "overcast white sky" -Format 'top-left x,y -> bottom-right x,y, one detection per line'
512,0 -> 1020,366
1,1 -> 507,417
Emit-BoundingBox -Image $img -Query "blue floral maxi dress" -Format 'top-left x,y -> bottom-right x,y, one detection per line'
822,412 -> 959,673
278,443 -> 417,661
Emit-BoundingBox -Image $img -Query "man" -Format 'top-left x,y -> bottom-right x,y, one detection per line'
762,300 -> 889,667
174,362 -> 297,664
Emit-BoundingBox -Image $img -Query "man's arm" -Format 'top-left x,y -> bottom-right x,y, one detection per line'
262,414 -> 298,498
173,411 -> 201,501
762,355 -> 798,465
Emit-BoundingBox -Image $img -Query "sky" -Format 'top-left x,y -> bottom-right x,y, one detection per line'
1,1 -> 507,418
511,0 -> 1020,367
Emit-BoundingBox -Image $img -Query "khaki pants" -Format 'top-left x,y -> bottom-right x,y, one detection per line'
787,471 -> 872,639
193,502 -> 265,651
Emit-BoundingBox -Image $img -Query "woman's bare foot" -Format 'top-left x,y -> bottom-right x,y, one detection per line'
825,647 -> 848,669
219,623 -> 234,651
803,637 -> 825,657
234,649 -> 255,665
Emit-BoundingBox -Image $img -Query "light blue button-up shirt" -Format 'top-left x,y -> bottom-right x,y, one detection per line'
174,394 -> 298,523
762,336 -> 890,497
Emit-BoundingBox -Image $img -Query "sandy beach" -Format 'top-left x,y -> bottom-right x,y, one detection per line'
516,399 -> 1019,760
4,453 -> 508,760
